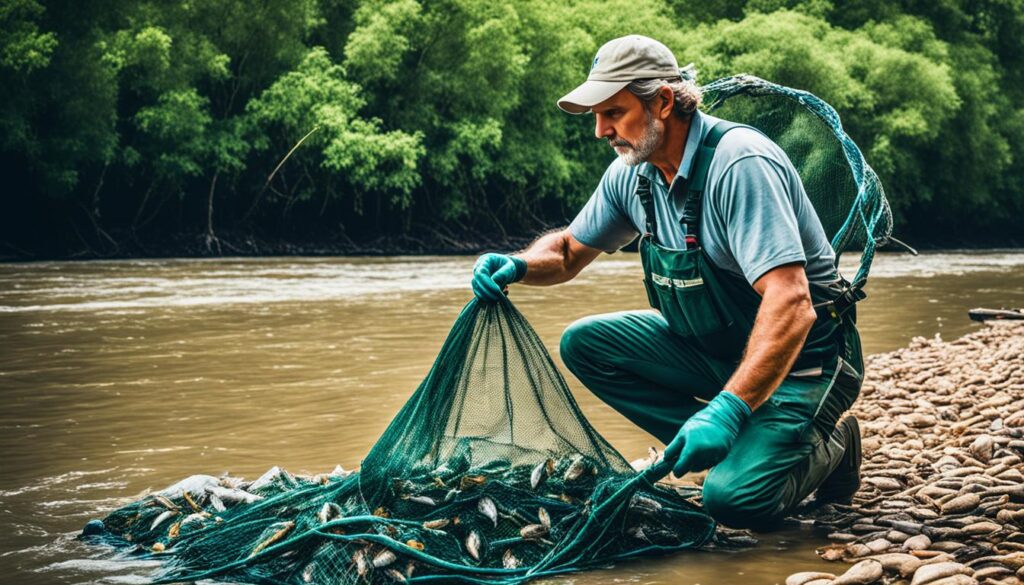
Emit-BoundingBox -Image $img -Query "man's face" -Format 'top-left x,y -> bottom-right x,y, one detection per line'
592,89 -> 662,166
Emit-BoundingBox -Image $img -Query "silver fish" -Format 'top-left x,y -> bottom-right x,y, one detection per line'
530,459 -> 555,489
403,494 -> 437,506
563,455 -> 587,482
208,493 -> 226,512
503,549 -> 520,569
302,562 -> 317,583
422,518 -> 450,531
372,549 -> 397,568
520,523 -> 548,539
630,494 -> 663,515
538,507 -> 551,530
150,510 -> 176,531
465,531 -> 481,561
384,568 -> 407,583
207,485 -> 263,505
478,497 -> 498,527
181,512 -> 208,527
444,489 -> 459,503
150,495 -> 180,511
353,549 -> 369,576
317,502 -> 342,524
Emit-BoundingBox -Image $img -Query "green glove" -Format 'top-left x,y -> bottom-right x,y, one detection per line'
663,391 -> 751,477
472,253 -> 527,302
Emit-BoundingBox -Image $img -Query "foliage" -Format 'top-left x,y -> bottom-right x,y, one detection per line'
0,0 -> 1021,256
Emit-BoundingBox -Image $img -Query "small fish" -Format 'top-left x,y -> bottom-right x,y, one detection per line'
630,494 -> 663,515
530,459 -> 555,489
444,489 -> 460,503
503,549 -> 520,569
206,485 -> 263,505
180,512 -> 208,528
317,502 -> 342,524
402,494 -> 437,507
563,455 -> 587,482
249,521 -> 294,558
373,507 -> 391,518
167,522 -> 180,539
151,542 -> 165,553
208,493 -> 226,512
150,510 -> 176,531
302,562 -> 317,583
150,495 -> 180,511
405,539 -> 425,551
538,507 -> 551,530
520,523 -> 548,539
384,568 -> 407,583
465,531 -> 481,561
405,560 -> 416,578
459,475 -> 487,490
478,497 -> 498,527
353,548 -> 370,576
422,518 -> 450,531
557,493 -> 578,505
372,549 -> 397,568
182,491 -> 203,513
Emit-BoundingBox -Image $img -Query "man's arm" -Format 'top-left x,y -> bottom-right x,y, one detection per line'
513,229 -> 603,286
723,262 -> 817,410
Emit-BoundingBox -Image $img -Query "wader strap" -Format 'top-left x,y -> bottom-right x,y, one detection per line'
636,175 -> 657,242
679,121 -> 743,244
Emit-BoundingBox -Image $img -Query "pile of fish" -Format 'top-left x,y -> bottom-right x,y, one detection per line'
787,322 -> 1024,585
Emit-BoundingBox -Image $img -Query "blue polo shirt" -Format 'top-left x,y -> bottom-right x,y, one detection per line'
568,110 -> 838,285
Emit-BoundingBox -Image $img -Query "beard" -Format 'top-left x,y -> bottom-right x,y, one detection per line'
609,109 -> 662,166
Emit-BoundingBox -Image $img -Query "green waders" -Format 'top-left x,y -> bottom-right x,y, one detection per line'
560,122 -> 865,530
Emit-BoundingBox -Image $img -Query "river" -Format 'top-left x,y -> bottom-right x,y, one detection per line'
1,251 -> 1023,584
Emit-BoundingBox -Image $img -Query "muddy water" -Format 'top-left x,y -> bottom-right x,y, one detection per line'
1,251 -> 1023,585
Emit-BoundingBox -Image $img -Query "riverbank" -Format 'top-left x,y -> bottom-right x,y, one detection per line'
788,322 -> 1024,585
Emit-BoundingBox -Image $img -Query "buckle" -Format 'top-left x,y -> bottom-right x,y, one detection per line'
814,287 -> 866,321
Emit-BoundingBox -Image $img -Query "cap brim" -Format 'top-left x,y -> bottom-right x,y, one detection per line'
556,79 -> 630,114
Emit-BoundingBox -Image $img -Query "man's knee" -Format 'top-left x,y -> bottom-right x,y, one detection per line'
702,469 -> 785,530
559,315 -> 605,373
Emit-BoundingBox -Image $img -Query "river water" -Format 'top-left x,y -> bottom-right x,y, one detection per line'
2,251 -> 1023,585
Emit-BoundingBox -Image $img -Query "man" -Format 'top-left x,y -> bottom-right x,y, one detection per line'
471,35 -> 864,530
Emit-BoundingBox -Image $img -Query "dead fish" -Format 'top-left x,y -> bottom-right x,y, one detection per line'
181,512 -> 208,527
150,510 -> 176,531
249,521 -> 294,558
353,548 -> 369,576
150,495 -> 180,511
630,494 -> 663,515
206,485 -> 262,505
317,502 -> 342,524
460,475 -> 487,490
563,455 -> 587,482
405,539 -> 425,551
208,493 -> 226,512
181,491 -> 203,513
538,507 -> 551,530
520,523 -> 548,539
302,562 -> 317,583
403,494 -> 437,507
384,568 -> 407,583
405,560 -> 416,578
422,518 -> 450,531
531,459 -> 555,489
503,549 -> 520,569
465,531 -> 481,561
167,521 -> 181,539
444,489 -> 460,503
151,542 -> 165,553
478,497 -> 498,527
373,549 -> 397,568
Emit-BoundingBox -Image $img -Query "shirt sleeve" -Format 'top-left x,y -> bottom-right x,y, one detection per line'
568,162 -> 640,253
713,154 -> 807,284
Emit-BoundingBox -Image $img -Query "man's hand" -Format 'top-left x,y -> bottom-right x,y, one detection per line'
663,391 -> 751,477
472,253 -> 527,301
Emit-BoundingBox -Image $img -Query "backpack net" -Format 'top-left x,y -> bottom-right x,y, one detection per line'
86,300 -> 717,584
700,74 -> 895,289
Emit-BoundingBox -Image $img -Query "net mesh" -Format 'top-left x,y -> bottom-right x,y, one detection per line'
86,300 -> 719,584
83,76 -> 891,584
701,75 -> 894,288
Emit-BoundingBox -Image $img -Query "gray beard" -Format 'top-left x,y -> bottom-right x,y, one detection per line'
613,111 -> 662,166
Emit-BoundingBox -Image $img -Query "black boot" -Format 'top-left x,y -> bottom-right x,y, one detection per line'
815,415 -> 861,503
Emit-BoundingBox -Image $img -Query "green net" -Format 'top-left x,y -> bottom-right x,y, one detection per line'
700,75 -> 895,289
84,300 -> 721,584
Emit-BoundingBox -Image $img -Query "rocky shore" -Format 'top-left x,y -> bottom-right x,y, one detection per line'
787,322 -> 1024,585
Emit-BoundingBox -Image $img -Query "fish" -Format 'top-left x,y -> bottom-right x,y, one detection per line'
403,494 -> 437,506
444,489 -> 460,503
249,521 -> 294,558
151,542 -> 165,553
478,497 -> 498,527
150,495 -> 180,511
208,493 -> 226,512
301,562 -> 317,583
465,531 -> 481,561
503,549 -> 521,569
405,561 -> 417,578
422,518 -> 450,531
206,485 -> 263,505
181,490 -> 203,513
180,513 -> 208,527
538,507 -> 551,530
158,474 -> 219,498
167,522 -> 180,539
151,510 -> 176,531
384,568 -> 407,583
353,548 -> 370,576
317,502 -> 342,524
459,475 -> 487,490
372,549 -> 397,568
405,539 -> 425,551
373,507 -> 390,518
531,459 -> 555,489
563,455 -> 588,482
630,494 -> 663,515
520,523 -> 548,539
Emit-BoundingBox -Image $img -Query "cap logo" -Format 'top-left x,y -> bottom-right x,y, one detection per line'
591,56 -> 599,70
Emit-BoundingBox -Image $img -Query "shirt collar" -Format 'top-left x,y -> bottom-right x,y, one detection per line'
637,109 -> 706,185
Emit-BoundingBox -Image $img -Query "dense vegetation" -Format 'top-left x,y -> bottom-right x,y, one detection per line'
2,0 -> 1021,258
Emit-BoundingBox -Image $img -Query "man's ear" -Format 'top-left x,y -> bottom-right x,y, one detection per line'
658,86 -> 674,120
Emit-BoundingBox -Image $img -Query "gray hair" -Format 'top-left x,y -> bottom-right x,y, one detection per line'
626,65 -> 702,119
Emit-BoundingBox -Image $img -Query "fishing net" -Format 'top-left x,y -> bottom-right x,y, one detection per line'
84,300 -> 720,584
700,75 -> 896,290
